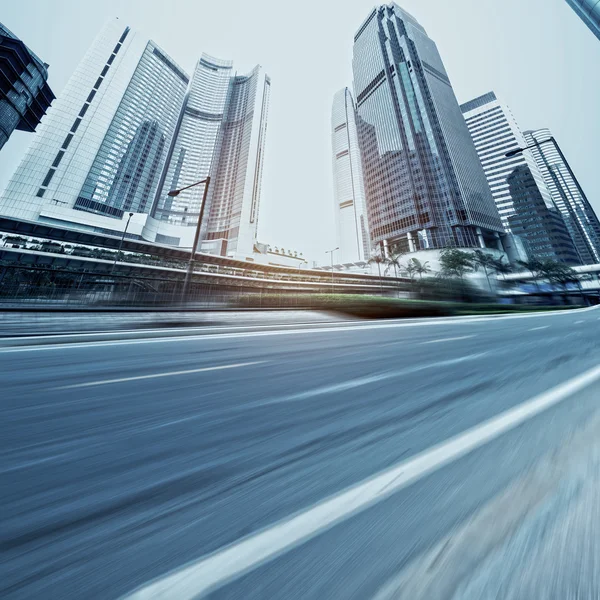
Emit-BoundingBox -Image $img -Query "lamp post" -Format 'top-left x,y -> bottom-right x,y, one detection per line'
110,212 -> 134,275
325,247 -> 339,294
168,176 -> 211,302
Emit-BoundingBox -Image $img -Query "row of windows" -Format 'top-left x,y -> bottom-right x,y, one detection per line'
36,27 -> 130,198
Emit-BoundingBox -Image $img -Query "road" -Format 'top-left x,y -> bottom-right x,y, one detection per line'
2,307 -> 600,599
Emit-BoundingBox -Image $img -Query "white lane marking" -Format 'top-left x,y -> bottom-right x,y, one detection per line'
248,353 -> 487,408
52,361 -> 264,390
422,335 -> 475,345
529,326 -> 549,331
122,362 -> 600,600
2,305 -> 599,354
575,320 -> 585,324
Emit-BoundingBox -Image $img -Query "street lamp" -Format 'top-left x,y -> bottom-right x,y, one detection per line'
168,176 -> 211,302
110,212 -> 134,275
325,247 -> 339,294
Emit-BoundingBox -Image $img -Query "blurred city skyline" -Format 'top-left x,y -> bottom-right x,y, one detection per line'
2,0 -> 599,263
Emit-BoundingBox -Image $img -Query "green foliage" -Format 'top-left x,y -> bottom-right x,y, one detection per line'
439,249 -> 474,279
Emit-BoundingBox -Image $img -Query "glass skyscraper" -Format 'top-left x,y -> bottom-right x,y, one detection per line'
0,23 -> 54,150
151,55 -> 233,235
525,129 -> 600,265
461,92 -> 580,265
0,19 -> 187,237
201,66 -> 270,258
566,0 -> 600,40
331,87 -> 370,263
147,57 -> 270,257
352,4 -> 504,255
0,19 -> 271,258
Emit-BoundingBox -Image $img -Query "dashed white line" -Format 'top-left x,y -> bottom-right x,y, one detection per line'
52,361 -> 264,390
422,335 -> 475,345
575,320 -> 585,325
123,362 -> 600,600
529,326 -> 549,331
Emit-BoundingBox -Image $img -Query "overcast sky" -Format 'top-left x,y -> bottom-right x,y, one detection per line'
2,0 -> 599,263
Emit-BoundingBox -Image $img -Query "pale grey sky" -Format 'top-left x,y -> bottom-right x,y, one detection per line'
2,0 -> 599,263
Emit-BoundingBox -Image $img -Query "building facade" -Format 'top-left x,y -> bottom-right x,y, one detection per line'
331,87 -> 370,263
0,23 -> 54,150
0,19 -> 270,258
525,129 -> 600,264
150,54 -> 233,242
352,4 -> 504,256
566,0 -> 600,40
198,65 -> 270,258
461,92 -> 580,264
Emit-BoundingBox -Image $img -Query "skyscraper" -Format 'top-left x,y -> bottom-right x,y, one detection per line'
461,92 -> 580,264
352,4 -> 504,256
1,19 -> 271,258
150,55 -> 234,242
331,87 -> 370,263
566,0 -> 600,40
0,23 -> 54,150
525,129 -> 600,264
0,19 -> 187,237
200,65 -> 270,258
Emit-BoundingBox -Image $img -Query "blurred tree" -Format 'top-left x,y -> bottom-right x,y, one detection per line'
473,250 -> 498,294
368,247 -> 386,296
440,249 -> 474,280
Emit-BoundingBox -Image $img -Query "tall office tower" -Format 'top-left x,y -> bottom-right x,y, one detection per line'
352,4 -> 504,256
525,129 -> 600,264
461,92 -> 580,264
0,19 -> 188,237
150,59 -> 271,257
201,66 -> 270,258
566,0 -> 600,40
331,87 -> 370,263
151,55 -> 233,242
0,23 -> 54,150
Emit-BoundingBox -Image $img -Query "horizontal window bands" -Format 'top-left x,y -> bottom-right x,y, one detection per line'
339,200 -> 354,209
356,70 -> 385,104
61,133 -> 74,150
336,149 -> 349,159
41,168 -> 56,188
51,150 -> 65,168
334,123 -> 347,133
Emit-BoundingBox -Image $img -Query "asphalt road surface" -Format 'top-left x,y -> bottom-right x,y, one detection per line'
3,307 -> 600,599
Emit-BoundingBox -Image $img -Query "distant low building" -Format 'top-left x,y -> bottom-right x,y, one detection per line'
0,23 -> 54,150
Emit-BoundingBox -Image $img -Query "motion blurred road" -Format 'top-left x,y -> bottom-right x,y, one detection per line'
3,307 -> 600,599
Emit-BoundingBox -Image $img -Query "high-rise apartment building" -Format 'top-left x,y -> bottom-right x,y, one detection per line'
525,129 -> 600,264
0,23 -> 54,150
352,4 -> 504,255
0,19 -> 270,258
461,92 -> 580,264
566,0 -> 600,40
331,87 -> 370,263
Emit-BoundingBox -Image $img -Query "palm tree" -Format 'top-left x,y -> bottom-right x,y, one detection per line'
411,258 -> 431,279
473,250 -> 498,294
368,247 -> 386,296
384,251 -> 405,297
517,259 -> 544,293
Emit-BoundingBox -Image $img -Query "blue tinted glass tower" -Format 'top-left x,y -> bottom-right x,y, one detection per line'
353,4 -> 504,254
